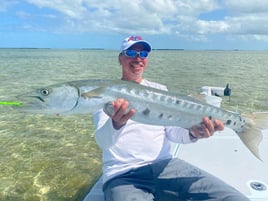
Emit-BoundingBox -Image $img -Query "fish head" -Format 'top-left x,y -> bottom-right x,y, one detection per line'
17,84 -> 79,115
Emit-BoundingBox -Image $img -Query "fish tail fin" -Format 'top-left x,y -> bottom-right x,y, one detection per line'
248,112 -> 268,129
238,112 -> 268,161
237,126 -> 263,161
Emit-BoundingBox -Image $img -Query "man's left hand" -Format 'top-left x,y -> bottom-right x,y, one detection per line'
190,117 -> 224,139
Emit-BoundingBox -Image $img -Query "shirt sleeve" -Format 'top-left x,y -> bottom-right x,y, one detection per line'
93,110 -> 124,149
165,126 -> 198,144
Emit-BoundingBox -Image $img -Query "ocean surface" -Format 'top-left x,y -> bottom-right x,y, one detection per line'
0,49 -> 267,200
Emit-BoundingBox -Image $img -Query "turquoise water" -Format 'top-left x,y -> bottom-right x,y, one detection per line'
0,49 -> 268,200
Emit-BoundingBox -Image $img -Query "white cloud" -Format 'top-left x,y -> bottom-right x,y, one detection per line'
225,14 -> 268,34
0,1 -> 18,12
196,20 -> 230,34
26,0 -> 87,18
12,0 -> 266,42
223,0 -> 268,14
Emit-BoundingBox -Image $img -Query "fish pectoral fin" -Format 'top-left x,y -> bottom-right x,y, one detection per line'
81,87 -> 105,99
237,125 -> 263,161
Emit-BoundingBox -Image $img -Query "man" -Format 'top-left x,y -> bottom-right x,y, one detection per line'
93,36 -> 249,201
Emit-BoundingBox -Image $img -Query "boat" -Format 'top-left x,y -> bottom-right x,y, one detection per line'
83,86 -> 268,201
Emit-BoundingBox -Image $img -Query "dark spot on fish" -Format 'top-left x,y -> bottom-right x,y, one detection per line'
168,115 -> 172,120
233,122 -> 236,126
226,120 -> 232,125
208,116 -> 212,120
176,100 -> 181,104
142,108 -> 150,116
159,113 -> 163,118
196,105 -> 202,110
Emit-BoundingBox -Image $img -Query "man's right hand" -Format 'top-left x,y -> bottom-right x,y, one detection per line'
104,98 -> 135,130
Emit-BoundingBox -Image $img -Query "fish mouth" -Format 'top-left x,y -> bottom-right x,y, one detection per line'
17,95 -> 45,103
16,95 -> 47,111
29,96 -> 45,102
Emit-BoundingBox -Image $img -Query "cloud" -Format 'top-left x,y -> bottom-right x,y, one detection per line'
0,1 -> 18,12
22,0 -> 220,34
223,0 -> 268,14
6,0 -> 268,42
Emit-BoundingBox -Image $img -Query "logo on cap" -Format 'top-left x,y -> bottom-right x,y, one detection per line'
120,35 -> 151,52
127,36 -> 144,41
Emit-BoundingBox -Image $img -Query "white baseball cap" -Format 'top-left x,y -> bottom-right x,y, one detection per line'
120,35 -> 152,52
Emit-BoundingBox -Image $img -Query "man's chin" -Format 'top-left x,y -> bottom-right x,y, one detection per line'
131,67 -> 144,74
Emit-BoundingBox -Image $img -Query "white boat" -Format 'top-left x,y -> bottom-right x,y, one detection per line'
83,86 -> 268,201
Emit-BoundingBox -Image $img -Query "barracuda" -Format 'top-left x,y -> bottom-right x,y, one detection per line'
18,79 -> 267,160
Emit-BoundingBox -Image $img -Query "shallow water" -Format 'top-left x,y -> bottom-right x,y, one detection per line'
0,49 -> 268,200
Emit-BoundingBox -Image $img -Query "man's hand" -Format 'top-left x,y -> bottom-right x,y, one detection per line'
104,98 -> 135,130
189,117 -> 224,140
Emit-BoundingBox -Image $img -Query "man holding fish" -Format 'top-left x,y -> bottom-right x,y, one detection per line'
93,36 -> 249,201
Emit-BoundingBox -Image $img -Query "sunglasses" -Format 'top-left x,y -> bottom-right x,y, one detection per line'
123,50 -> 149,59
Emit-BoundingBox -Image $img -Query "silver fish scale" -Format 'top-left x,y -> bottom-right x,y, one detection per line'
100,81 -> 246,131
101,84 -> 227,127
71,79 -> 246,131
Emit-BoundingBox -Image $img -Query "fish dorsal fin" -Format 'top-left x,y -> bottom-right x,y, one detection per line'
188,94 -> 207,104
81,87 -> 106,99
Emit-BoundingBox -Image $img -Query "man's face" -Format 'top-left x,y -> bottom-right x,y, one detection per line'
119,43 -> 148,83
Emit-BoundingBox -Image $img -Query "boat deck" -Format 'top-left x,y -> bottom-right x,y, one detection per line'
83,128 -> 268,201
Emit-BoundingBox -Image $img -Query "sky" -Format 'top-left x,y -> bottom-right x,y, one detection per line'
0,0 -> 268,50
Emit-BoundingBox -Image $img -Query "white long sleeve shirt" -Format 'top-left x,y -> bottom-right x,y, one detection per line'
94,79 -> 194,184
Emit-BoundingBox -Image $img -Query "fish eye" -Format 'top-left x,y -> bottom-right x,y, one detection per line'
40,88 -> 49,96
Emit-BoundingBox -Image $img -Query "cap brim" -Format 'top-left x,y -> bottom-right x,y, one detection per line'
121,40 -> 152,52
134,41 -> 152,52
